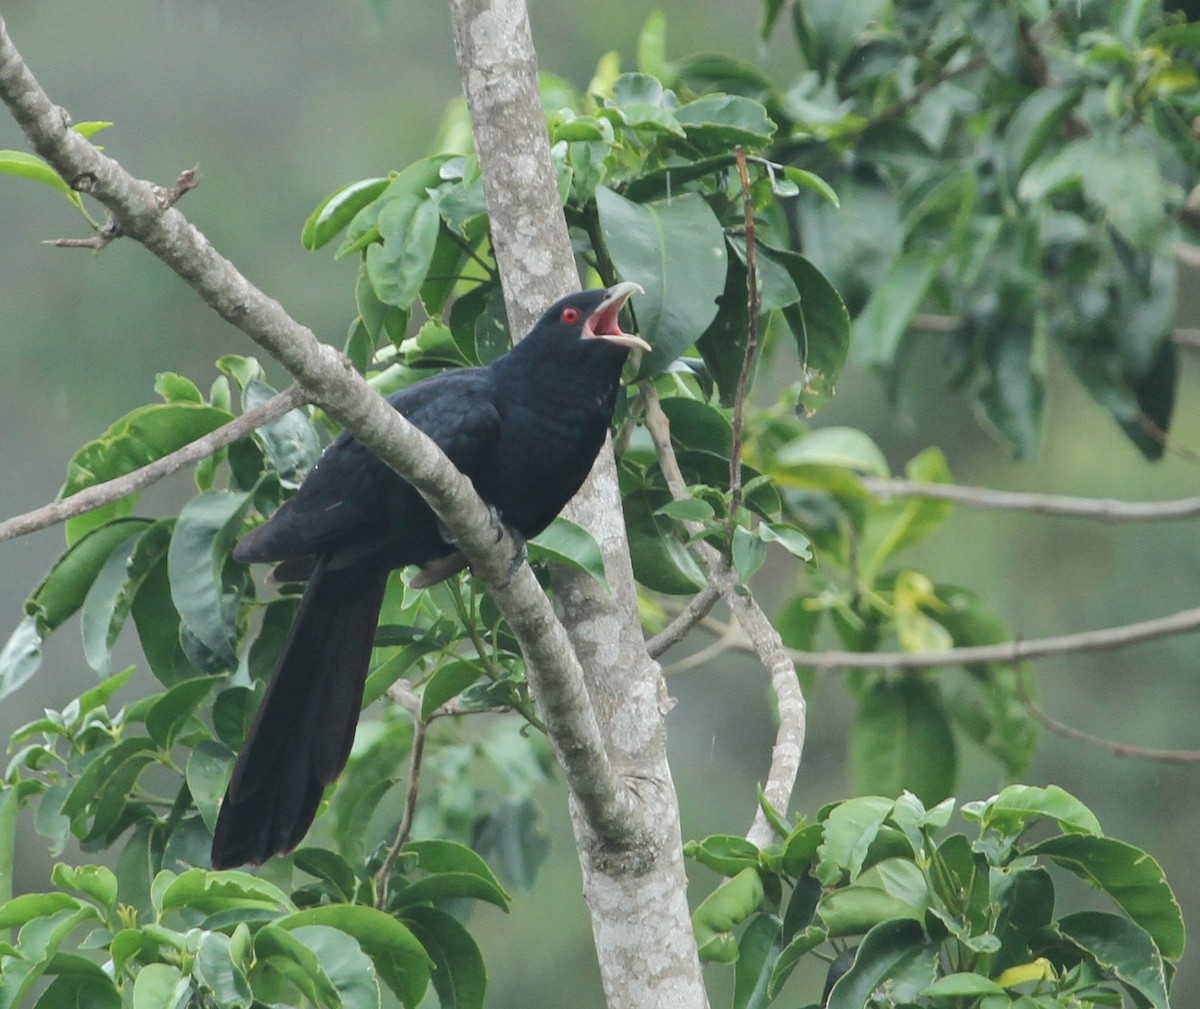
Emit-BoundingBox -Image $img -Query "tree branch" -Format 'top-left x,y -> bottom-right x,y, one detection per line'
0,385 -> 308,544
643,387 -> 806,848
859,477 -> 1200,523
646,583 -> 722,659
727,146 -> 760,540
0,12 -> 637,847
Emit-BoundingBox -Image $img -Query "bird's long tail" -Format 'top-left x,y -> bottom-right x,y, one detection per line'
211,557 -> 391,868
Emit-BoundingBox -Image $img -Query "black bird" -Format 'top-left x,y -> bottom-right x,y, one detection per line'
211,282 -> 647,868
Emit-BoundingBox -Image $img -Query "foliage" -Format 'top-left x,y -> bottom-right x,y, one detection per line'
687,786 -> 1185,1009
0,0 -> 1195,1006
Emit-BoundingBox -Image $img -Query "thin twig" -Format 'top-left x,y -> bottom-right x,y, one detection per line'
0,385 -> 308,544
646,583 -> 722,659
375,717 -> 429,907
860,477 -> 1200,523
727,146 -> 760,540
643,387 -> 806,848
872,50 -> 989,123
696,604 -> 1200,670
1017,675 -> 1200,763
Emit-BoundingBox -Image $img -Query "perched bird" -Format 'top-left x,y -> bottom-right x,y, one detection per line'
211,282 -> 647,868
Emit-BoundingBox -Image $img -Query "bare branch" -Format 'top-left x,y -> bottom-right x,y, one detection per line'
860,476 -> 1200,523
0,385 -> 309,544
727,146 -> 760,538
646,583 -> 722,659
1018,677 -> 1200,763
0,12 -> 637,848
643,388 -> 806,847
778,604 -> 1200,669
375,717 -> 429,906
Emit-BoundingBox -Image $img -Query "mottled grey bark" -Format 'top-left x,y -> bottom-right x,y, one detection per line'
448,2 -> 709,1006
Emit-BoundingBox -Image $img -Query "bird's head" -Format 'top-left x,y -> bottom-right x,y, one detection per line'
534,282 -> 650,354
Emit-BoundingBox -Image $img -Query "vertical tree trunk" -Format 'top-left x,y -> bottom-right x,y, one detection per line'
447,2 -> 710,1006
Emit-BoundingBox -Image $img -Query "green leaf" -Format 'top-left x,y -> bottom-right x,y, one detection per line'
0,892 -> 81,928
1028,835 -> 1184,960
147,674 -> 223,749
693,868 -> 765,963
339,155 -> 452,259
674,94 -> 777,149
1056,911 -> 1170,1009
825,918 -> 938,1009
733,913 -> 783,1009
292,848 -> 359,903
655,498 -> 715,523
624,490 -> 707,595
252,923 -> 341,1007
50,864 -> 118,912
290,925 -> 381,1009
971,784 -> 1103,836
594,187 -> 727,378
862,447 -> 952,575
1003,85 -> 1083,179
130,525 -> 194,687
168,490 -> 257,665
62,404 -> 233,543
132,962 -> 190,1009
193,930 -> 253,1009
78,529 -> 144,675
0,616 -> 45,704
278,905 -> 432,1008
732,525 -> 767,581
421,660 -> 483,721
851,250 -> 944,367
851,678 -> 956,806
187,740 -> 233,834
0,149 -> 87,216
978,311 -> 1043,459
401,839 -> 510,906
303,176 -> 390,250
366,192 -> 442,311
685,834 -> 761,877
768,923 -> 827,997
34,955 -> 122,1009
815,795 -> 894,884
403,906 -> 487,1009
922,972 -> 1006,997
817,885 -> 924,937
61,736 -> 158,819
758,523 -> 813,562
774,427 -> 888,477
159,869 -> 293,914
528,517 -> 609,591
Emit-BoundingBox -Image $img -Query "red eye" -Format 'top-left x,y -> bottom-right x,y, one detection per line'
561,307 -> 580,324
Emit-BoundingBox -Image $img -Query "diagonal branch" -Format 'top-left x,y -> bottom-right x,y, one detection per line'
0,385 -> 308,544
860,477 -> 1200,523
643,387 -> 805,848
0,13 -> 637,848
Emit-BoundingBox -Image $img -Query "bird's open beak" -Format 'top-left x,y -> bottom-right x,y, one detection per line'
583,281 -> 651,352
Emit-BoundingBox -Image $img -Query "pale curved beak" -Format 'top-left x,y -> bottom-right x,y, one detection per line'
583,281 -> 650,352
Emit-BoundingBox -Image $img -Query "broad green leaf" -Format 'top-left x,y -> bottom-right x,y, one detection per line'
292,848 -> 358,903
758,523 -> 813,562
0,615 -> 44,704
278,905 -> 432,1008
402,839 -> 510,906
1056,911 -> 1170,1009
694,868 -> 765,963
1004,85 -> 1083,179
79,528 -> 144,675
922,972 -> 1006,997
825,918 -> 938,1009
252,923 -> 341,1007
674,94 -> 777,148
1028,835 -> 1184,960
851,250 -> 944,367
303,176 -> 390,250
421,660 -> 483,721
291,925 -> 381,1009
817,885 -> 924,937
978,311 -> 1043,459
0,149 -> 88,217
594,187 -> 727,378
732,525 -> 767,581
339,155 -> 452,259
969,784 -> 1103,837
193,930 -> 253,1009
403,906 -> 486,1009
733,913 -> 783,1009
168,490 -> 256,665
0,892 -> 81,928
159,869 -> 293,914
528,517 -> 610,591
187,740 -> 233,834
130,525 -> 194,687
658,396 -> 733,457
624,490 -> 707,595
61,737 -> 158,819
815,795 -> 894,884
62,404 -> 233,544
50,864 -> 117,913
768,924 -> 828,998
146,675 -> 223,749
242,380 -> 319,488
775,427 -> 888,477
684,834 -> 761,877
34,955 -> 121,1009
366,192 -> 442,310
154,372 -> 204,404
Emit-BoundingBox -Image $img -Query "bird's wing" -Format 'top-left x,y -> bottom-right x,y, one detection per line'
235,368 -> 501,563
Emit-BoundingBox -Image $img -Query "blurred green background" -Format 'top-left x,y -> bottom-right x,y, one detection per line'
2,2 -> 1199,1005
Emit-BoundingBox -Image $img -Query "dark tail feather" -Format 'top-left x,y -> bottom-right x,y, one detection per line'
211,558 -> 391,869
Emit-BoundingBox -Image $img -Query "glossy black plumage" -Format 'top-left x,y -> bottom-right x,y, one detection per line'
210,284 -> 645,868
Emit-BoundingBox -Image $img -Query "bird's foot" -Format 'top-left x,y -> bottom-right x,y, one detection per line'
486,504 -> 505,543
436,518 -> 457,546
500,529 -> 527,589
